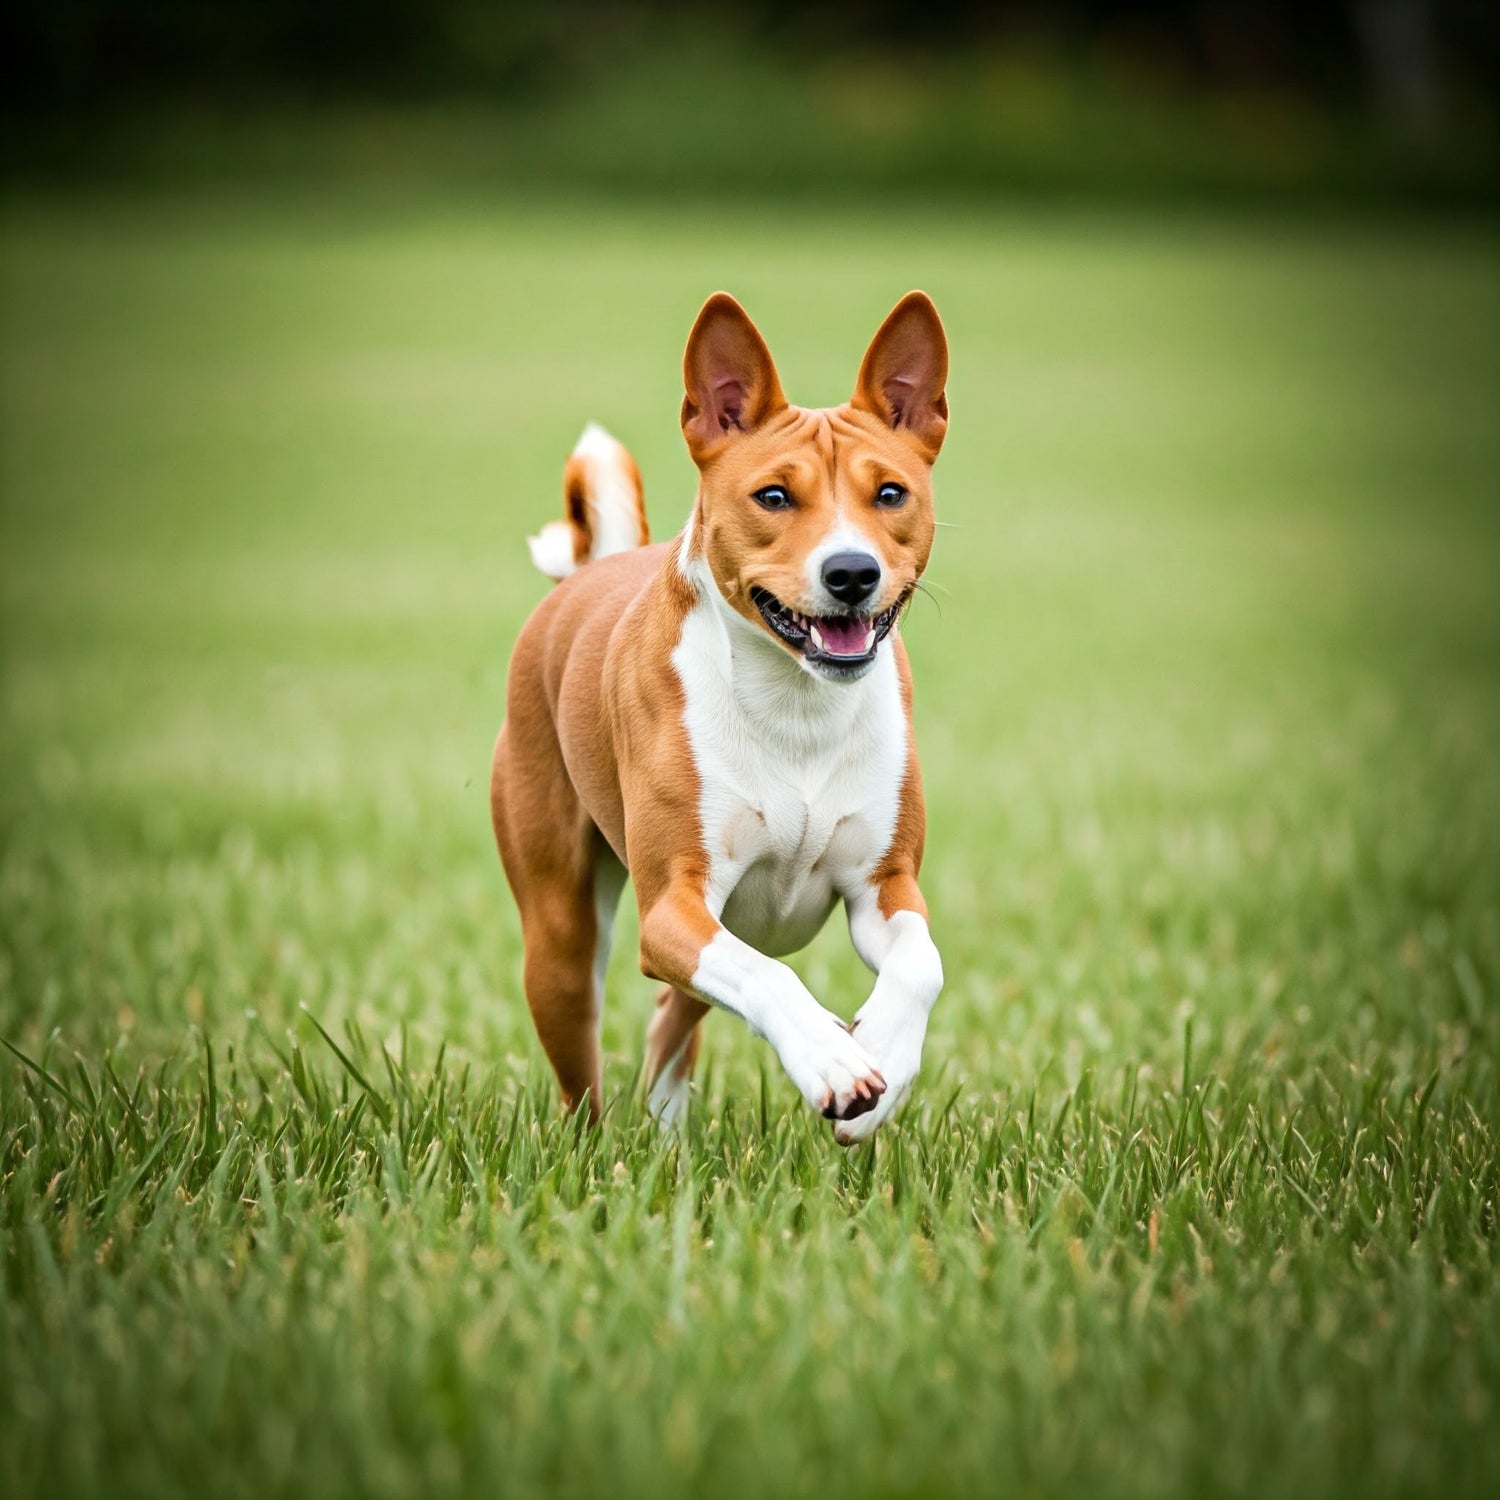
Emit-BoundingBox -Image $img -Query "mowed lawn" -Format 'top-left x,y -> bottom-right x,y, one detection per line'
1,190 -> 1497,1500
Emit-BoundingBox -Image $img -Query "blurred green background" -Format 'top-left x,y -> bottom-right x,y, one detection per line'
2,5 -> 1498,1499
5,0 -> 1497,204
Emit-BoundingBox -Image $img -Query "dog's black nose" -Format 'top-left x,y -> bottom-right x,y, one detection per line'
821,551 -> 881,607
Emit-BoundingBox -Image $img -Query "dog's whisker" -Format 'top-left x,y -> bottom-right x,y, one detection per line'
911,580 -> 944,618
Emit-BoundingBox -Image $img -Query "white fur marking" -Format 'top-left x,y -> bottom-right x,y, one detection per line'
689,928 -> 884,1115
834,902 -> 944,1145
676,507 -> 699,580
804,517 -> 885,613
667,552 -> 911,1117
674,555 -> 907,953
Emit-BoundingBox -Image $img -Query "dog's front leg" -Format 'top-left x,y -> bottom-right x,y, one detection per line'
638,883 -> 887,1122
835,878 -> 944,1145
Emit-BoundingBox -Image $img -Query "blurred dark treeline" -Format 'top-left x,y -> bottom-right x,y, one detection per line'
4,1 -> 1496,205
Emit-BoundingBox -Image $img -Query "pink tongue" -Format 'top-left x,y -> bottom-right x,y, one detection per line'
816,617 -> 872,656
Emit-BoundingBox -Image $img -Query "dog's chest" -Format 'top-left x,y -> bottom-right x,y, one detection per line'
673,605 -> 907,956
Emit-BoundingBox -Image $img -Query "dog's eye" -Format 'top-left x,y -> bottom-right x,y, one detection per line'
875,482 -> 908,508
753,486 -> 793,511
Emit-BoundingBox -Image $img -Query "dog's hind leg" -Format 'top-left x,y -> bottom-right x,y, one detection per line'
492,723 -> 623,1121
645,986 -> 709,1126
520,891 -> 602,1118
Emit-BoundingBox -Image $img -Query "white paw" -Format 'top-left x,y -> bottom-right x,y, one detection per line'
647,1069 -> 691,1129
831,1000 -> 926,1146
646,1039 -> 693,1129
773,1006 -> 887,1122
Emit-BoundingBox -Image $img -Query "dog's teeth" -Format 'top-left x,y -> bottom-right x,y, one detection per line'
810,623 -> 825,651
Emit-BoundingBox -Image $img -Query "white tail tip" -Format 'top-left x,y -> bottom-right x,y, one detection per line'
527,519 -> 578,581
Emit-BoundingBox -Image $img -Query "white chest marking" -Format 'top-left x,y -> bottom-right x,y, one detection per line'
671,563 -> 907,956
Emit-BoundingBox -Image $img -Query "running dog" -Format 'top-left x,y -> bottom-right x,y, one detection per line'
491,291 -> 948,1143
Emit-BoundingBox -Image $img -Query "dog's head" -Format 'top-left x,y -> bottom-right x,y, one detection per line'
680,292 -> 947,682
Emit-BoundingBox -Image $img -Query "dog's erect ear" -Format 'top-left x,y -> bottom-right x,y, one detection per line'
851,292 -> 949,458
681,293 -> 787,462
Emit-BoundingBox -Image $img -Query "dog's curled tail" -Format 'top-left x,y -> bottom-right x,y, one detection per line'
527,423 -> 649,582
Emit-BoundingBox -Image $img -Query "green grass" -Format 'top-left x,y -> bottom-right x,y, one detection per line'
1,188 -> 1498,1499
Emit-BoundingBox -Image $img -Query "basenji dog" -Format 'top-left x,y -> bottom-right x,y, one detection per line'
491,291 -> 947,1144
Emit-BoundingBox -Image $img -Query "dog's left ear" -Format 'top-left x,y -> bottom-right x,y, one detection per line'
851,291 -> 949,459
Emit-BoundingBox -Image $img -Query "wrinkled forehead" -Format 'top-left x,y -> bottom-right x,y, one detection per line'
707,405 -> 928,496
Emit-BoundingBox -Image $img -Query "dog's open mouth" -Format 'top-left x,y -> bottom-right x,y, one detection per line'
750,587 -> 908,673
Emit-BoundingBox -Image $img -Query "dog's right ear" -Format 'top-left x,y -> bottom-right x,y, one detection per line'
681,293 -> 787,463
